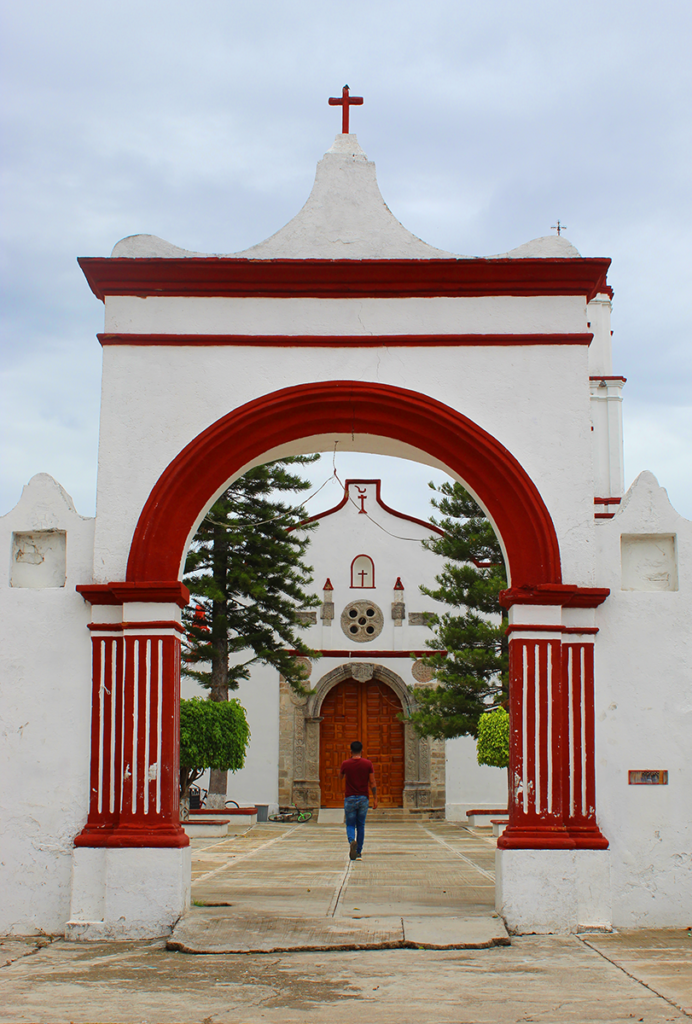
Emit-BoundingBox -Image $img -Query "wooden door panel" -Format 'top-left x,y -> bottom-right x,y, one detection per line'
319,678 -> 405,807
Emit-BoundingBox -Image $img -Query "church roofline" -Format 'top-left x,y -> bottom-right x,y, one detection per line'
78,255 -> 611,304
294,478 -> 445,537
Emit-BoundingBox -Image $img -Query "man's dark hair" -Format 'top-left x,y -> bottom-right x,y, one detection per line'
350,740 -> 363,754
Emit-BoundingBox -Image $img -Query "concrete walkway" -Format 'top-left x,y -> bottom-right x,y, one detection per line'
1,822 -> 691,1022
173,821 -> 506,952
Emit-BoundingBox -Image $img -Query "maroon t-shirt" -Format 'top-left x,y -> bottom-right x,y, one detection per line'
340,756 -> 374,797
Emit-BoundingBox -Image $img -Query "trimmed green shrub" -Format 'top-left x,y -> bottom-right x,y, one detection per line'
179,697 -> 250,809
476,707 -> 509,768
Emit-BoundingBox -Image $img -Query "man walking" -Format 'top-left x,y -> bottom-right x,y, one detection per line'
340,740 -> 377,860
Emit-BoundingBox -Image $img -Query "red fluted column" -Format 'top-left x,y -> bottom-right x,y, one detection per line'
563,633 -> 608,849
74,625 -> 124,844
497,585 -> 610,852
499,627 -> 574,849
74,583 -> 189,849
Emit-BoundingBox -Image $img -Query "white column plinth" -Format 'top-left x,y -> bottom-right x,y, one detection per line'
66,846 -> 191,940
495,848 -> 611,934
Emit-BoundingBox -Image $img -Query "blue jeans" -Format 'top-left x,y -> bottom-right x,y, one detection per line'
344,795 -> 369,854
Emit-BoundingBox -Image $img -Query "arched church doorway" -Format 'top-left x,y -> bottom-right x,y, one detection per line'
319,678 -> 405,808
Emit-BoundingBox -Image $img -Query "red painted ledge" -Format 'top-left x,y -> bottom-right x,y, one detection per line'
499,584 -> 610,609
77,581 -> 190,608
79,256 -> 611,303
189,807 -> 258,815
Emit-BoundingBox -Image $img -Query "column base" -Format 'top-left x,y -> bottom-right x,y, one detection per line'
67,846 -> 191,940
498,825 -> 576,850
74,823 -> 189,848
568,823 -> 610,850
496,848 -> 611,934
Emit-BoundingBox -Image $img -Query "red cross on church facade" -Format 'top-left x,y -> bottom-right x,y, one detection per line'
328,84 -> 363,134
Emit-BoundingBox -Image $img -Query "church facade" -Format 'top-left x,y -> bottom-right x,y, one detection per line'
2,107 -> 690,940
190,477 -> 507,820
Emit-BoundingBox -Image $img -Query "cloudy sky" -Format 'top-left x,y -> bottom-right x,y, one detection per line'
2,0 -> 691,523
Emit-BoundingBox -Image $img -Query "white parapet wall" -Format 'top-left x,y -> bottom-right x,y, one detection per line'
496,849 -> 612,934
0,475 -> 95,936
593,471 -> 692,929
66,847 -> 192,941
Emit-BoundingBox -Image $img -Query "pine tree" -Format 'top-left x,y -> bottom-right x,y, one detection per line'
182,456 -> 320,805
408,481 -> 509,740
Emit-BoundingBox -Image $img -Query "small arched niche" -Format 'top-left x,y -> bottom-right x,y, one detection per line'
351,554 -> 375,588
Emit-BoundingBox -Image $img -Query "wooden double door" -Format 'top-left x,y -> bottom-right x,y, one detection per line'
319,678 -> 405,807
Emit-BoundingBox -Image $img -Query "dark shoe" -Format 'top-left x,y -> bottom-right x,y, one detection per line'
349,840 -> 358,860
356,853 -> 362,859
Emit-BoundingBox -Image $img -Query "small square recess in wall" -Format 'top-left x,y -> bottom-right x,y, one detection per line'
11,531 -> 66,588
621,534 -> 677,592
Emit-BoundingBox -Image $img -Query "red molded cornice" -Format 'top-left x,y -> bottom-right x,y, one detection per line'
79,256 -> 611,302
77,581 -> 190,607
499,584 -> 610,609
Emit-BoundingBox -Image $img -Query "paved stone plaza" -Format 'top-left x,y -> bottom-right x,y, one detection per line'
1,822 -> 691,1022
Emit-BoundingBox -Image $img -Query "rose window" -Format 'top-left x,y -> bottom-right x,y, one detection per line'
340,600 -> 384,643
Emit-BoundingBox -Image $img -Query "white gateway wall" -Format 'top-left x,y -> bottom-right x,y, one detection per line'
593,471 -> 692,928
0,475 -> 94,935
93,295 -> 596,590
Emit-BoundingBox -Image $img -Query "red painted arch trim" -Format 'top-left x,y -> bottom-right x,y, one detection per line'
79,256 -> 611,302
97,332 -> 594,348
125,382 -> 562,588
298,479 -> 445,537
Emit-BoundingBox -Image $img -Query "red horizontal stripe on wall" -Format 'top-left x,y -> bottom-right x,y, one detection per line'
98,332 -> 594,348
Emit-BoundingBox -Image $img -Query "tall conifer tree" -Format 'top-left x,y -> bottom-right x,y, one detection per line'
182,456 -> 320,805
409,481 -> 509,739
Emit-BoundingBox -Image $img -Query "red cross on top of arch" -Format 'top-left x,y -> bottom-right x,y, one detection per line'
328,84 -> 363,134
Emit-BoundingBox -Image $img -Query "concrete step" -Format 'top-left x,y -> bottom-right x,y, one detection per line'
318,807 -> 445,823
169,910 -> 510,954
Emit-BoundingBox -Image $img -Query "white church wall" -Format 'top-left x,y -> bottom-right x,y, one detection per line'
0,475 -> 94,935
180,665 -> 280,809
223,664 -> 280,808
444,737 -> 508,820
593,471 -> 692,928
93,336 -> 596,591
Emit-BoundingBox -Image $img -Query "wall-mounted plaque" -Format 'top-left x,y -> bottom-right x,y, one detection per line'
628,770 -> 668,785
